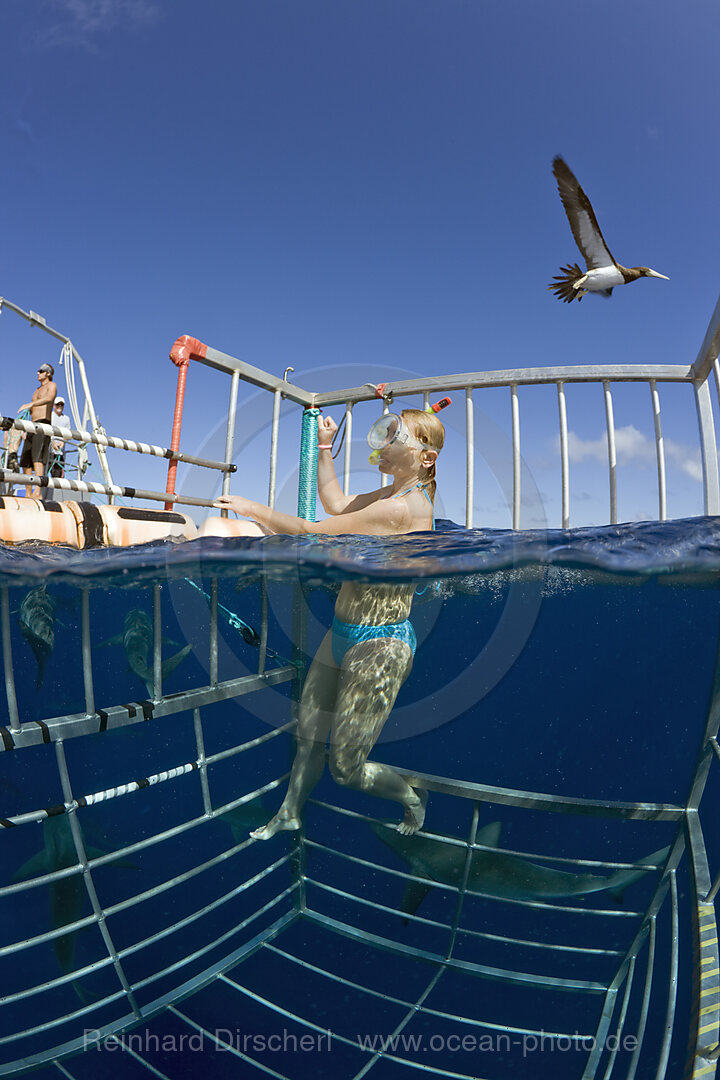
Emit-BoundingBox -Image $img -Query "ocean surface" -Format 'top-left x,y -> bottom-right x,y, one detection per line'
1,516 -> 719,1079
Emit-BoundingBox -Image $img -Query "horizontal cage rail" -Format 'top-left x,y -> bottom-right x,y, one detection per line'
0,414 -> 236,473
0,468 -> 219,508
0,667 -> 297,751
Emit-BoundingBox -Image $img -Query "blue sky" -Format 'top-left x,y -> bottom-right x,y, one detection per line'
2,0 -> 719,528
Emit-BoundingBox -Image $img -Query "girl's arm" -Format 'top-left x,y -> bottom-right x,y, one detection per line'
315,415 -> 387,515
316,443 -> 351,514
214,493 -> 411,537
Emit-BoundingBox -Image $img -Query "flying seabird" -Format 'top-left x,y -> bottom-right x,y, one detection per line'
548,156 -> 668,303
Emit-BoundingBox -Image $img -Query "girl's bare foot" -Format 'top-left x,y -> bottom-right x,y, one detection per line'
250,812 -> 301,840
397,788 -> 428,835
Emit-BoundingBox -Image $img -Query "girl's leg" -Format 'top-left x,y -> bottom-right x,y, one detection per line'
251,631 -> 339,839
328,637 -> 426,834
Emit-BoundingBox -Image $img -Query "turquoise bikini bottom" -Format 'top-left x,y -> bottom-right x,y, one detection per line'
331,616 -> 417,667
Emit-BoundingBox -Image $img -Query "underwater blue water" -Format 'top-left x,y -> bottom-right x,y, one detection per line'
1,516 -> 719,1079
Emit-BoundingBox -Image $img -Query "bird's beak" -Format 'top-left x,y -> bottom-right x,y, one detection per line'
646,270 -> 669,280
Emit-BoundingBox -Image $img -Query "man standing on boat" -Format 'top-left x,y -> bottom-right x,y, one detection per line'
18,363 -> 56,497
49,396 -> 71,479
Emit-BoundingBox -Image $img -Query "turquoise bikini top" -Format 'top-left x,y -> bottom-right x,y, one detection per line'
391,482 -> 435,531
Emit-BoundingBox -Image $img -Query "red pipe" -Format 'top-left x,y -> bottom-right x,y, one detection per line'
164,336 -> 208,509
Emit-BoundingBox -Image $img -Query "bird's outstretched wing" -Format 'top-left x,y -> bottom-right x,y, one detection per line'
552,156 -> 616,270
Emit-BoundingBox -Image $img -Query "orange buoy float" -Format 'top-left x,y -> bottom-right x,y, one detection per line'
98,505 -> 197,546
0,497 -> 197,547
195,517 -> 268,539
0,496 -> 82,546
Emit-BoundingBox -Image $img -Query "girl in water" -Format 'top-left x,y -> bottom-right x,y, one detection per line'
214,407 -> 444,837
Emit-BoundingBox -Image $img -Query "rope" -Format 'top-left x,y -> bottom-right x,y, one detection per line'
184,579 -> 259,646
330,412 -> 347,460
59,340 -> 82,433
297,407 -> 320,521
47,450 -> 64,475
183,579 -> 298,668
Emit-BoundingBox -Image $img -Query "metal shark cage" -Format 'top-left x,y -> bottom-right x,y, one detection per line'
1,294 -> 720,1078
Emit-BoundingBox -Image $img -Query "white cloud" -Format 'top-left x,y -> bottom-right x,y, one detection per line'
38,0 -> 160,49
565,424 -> 703,483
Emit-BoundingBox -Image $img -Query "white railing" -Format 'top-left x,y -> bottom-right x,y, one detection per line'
310,363 -> 717,528
167,293 -> 720,528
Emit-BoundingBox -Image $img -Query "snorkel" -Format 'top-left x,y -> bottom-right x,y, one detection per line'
367,397 -> 451,464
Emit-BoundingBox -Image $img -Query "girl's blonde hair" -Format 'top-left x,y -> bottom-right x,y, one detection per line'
401,408 -> 445,502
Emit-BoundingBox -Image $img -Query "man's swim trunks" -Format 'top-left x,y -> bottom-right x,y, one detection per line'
20,431 -> 51,470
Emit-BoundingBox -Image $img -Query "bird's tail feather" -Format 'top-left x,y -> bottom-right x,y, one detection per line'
547,263 -> 585,304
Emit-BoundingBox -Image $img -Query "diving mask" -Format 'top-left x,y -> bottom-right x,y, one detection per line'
367,413 -> 424,465
366,399 -> 450,464
367,413 -> 422,453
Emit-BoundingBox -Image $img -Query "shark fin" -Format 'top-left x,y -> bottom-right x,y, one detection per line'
81,842 -> 138,872
71,979 -> 99,1005
603,845 -> 671,896
161,644 -> 192,682
104,854 -> 138,871
401,878 -> 433,917
84,846 -> 107,861
475,821 -> 502,849
11,849 -> 51,883
97,633 -> 124,648
638,845 -> 671,869
140,645 -> 192,696
85,845 -> 137,871
220,800 -> 270,839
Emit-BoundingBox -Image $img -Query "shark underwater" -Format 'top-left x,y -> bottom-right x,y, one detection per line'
101,609 -> 192,696
18,585 -> 56,689
372,821 -> 669,915
11,815 -> 136,988
219,796 -> 271,841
